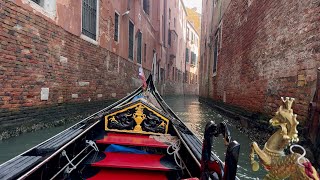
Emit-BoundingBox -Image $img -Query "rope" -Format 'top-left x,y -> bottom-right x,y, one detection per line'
61,140 -> 99,174
61,150 -> 77,174
289,144 -> 307,167
86,140 -> 99,151
167,139 -> 186,169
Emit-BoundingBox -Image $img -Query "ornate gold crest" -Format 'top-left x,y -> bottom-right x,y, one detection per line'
250,97 -> 319,180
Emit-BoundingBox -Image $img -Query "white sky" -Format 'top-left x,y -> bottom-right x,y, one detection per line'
183,0 -> 202,13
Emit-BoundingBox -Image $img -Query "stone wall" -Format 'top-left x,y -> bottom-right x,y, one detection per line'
0,0 -> 150,138
203,0 -> 320,122
162,81 -> 199,95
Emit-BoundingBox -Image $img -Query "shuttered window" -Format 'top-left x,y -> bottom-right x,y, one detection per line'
191,52 -> 197,65
128,21 -> 134,60
114,12 -> 119,42
185,48 -> 189,63
137,32 -> 142,64
82,0 -> 97,40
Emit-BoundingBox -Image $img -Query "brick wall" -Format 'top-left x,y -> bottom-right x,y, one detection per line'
208,0 -> 320,122
0,0 -> 151,138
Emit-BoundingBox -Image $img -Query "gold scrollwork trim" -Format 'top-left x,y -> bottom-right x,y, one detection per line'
105,102 -> 169,134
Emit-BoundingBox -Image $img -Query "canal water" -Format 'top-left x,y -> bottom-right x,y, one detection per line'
0,95 -> 265,179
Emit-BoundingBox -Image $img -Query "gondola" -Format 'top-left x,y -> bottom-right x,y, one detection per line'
0,75 -> 240,180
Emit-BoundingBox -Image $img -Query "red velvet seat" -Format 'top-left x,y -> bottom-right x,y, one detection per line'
96,132 -> 169,148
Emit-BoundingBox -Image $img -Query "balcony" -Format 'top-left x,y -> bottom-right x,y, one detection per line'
168,30 -> 178,59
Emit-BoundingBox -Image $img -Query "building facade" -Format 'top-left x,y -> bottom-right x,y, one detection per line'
200,0 -> 319,122
185,21 -> 199,85
0,0 -> 199,139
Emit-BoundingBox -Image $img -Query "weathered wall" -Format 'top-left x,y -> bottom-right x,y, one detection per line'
0,0 -> 150,138
201,0 -> 320,122
162,81 -> 198,95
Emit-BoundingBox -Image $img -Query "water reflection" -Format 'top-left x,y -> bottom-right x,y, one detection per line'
0,122 -> 77,163
163,95 -> 266,179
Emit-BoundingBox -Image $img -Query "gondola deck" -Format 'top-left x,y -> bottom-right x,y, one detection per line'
96,132 -> 171,148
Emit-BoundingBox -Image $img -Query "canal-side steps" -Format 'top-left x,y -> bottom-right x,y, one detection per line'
80,132 -> 183,180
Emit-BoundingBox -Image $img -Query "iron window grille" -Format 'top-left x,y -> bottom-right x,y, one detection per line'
82,0 -> 97,40
128,21 -> 134,60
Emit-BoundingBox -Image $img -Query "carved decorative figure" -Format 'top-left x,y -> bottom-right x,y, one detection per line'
108,113 -> 134,130
250,97 -> 319,180
105,102 -> 169,134
133,104 -> 146,131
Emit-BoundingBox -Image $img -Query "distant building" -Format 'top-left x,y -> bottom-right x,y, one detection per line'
185,20 -> 199,85
186,7 -> 201,35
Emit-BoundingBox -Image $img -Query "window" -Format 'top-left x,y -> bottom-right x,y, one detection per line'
143,0 -> 150,15
114,12 -> 119,42
144,43 -> 147,62
191,52 -> 197,65
128,20 -> 134,60
31,0 -> 41,5
191,32 -> 194,43
173,67 -> 175,81
213,32 -> 219,73
168,30 -> 171,46
174,18 -> 176,28
29,0 -> 56,17
137,31 -> 142,64
169,8 -> 171,20
162,15 -> 165,44
186,27 -> 189,40
185,48 -> 189,63
82,0 -> 98,40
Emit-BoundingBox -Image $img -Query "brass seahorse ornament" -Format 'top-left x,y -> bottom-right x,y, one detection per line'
250,97 -> 319,180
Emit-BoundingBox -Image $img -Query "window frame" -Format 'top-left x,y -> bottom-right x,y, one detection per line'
80,0 -> 99,45
114,11 -> 120,42
27,0 -> 56,19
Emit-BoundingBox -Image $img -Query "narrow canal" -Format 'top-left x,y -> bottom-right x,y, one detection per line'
0,96 -> 266,179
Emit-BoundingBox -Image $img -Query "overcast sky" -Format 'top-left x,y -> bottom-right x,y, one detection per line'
183,0 -> 202,13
